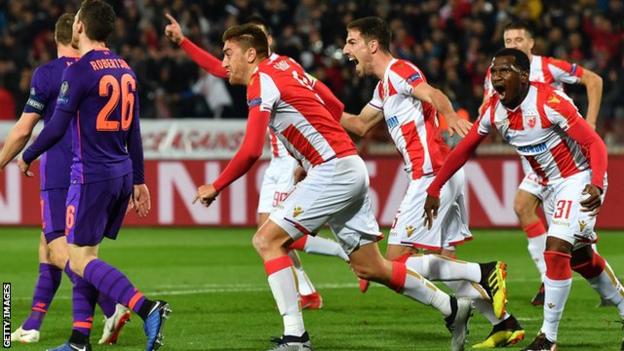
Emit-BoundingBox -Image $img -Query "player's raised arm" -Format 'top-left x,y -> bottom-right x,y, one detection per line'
165,13 -> 228,79
411,82 -> 472,137
340,104 -> 384,137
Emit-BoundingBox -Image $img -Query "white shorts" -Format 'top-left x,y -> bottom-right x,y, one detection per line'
388,168 -> 472,251
542,170 -> 607,249
258,156 -> 299,214
518,171 -> 546,200
269,155 -> 382,255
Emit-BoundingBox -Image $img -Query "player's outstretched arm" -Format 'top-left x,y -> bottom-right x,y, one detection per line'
165,13 -> 228,79
578,67 -> 603,129
411,82 -> 472,137
340,104 -> 383,137
194,107 -> 270,207
0,112 -> 40,170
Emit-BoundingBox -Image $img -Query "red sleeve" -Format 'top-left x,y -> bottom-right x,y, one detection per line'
566,120 -> 608,190
180,38 -> 228,79
426,124 -> 487,197
312,79 -> 344,121
212,107 -> 270,192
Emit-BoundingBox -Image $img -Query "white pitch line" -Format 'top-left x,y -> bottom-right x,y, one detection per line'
8,277 -> 587,301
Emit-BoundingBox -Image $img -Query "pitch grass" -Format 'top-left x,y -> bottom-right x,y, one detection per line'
2,228 -> 624,350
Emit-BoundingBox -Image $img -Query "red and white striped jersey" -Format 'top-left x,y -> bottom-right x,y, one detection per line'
367,59 -> 448,179
248,55 -> 357,170
478,82 -> 589,185
268,129 -> 289,158
484,55 -> 583,97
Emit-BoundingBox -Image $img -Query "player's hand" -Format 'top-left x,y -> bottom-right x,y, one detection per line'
423,195 -> 440,230
447,118 -> 473,138
17,157 -> 34,177
164,13 -> 184,45
293,166 -> 307,184
132,184 -> 151,217
580,184 -> 602,216
194,183 -> 218,207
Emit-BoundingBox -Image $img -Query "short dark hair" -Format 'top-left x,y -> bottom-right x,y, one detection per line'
78,0 -> 116,42
494,48 -> 530,72
54,13 -> 74,45
503,20 -> 534,38
222,24 -> 269,59
245,14 -> 271,35
347,16 -> 391,52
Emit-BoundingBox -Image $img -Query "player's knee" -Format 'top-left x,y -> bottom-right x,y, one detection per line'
252,231 -> 280,257
513,197 -> 532,220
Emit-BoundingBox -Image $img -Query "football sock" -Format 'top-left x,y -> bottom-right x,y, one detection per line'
72,275 -> 98,338
541,250 -> 572,342
291,235 -> 349,262
573,251 -> 624,318
404,254 -> 481,282
288,251 -> 316,296
265,255 -> 305,337
97,294 -> 117,319
523,221 -> 547,279
388,261 -> 452,316
22,263 -> 62,331
82,259 -> 152,320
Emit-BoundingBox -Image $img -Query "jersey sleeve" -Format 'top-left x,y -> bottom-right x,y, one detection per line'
543,89 -> 583,131
546,57 -> 583,85
179,38 -> 228,79
367,82 -> 383,110
389,60 -> 426,96
23,66 -> 50,115
247,72 -> 280,113
476,98 -> 496,135
55,64 -> 86,114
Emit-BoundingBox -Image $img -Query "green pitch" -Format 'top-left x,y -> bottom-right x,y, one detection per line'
2,228 -> 624,350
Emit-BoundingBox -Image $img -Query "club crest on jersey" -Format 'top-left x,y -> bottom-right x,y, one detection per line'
526,114 -> 537,128
293,206 -> 303,218
247,97 -> 262,108
30,87 -> 36,96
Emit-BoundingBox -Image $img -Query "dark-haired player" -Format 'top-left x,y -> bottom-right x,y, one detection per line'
16,1 -> 169,350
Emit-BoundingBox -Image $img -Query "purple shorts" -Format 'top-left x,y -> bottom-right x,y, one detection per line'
65,174 -> 132,246
40,188 -> 68,244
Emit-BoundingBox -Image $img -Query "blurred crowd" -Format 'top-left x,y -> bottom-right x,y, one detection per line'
0,0 -> 623,145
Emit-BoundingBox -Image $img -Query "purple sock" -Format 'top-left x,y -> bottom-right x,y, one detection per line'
64,261 -> 77,283
72,275 -> 98,337
83,259 -> 146,314
97,294 -> 116,318
22,263 -> 62,331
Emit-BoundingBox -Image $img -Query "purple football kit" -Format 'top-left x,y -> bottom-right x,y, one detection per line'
24,49 -> 144,247
24,56 -> 77,243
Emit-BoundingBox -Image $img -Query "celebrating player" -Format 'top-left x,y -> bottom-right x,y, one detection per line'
165,13 -> 349,309
425,48 -> 624,351
0,13 -> 129,346
195,24 -> 473,351
340,16 -> 523,348
484,20 -> 604,305
17,1 -> 169,350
